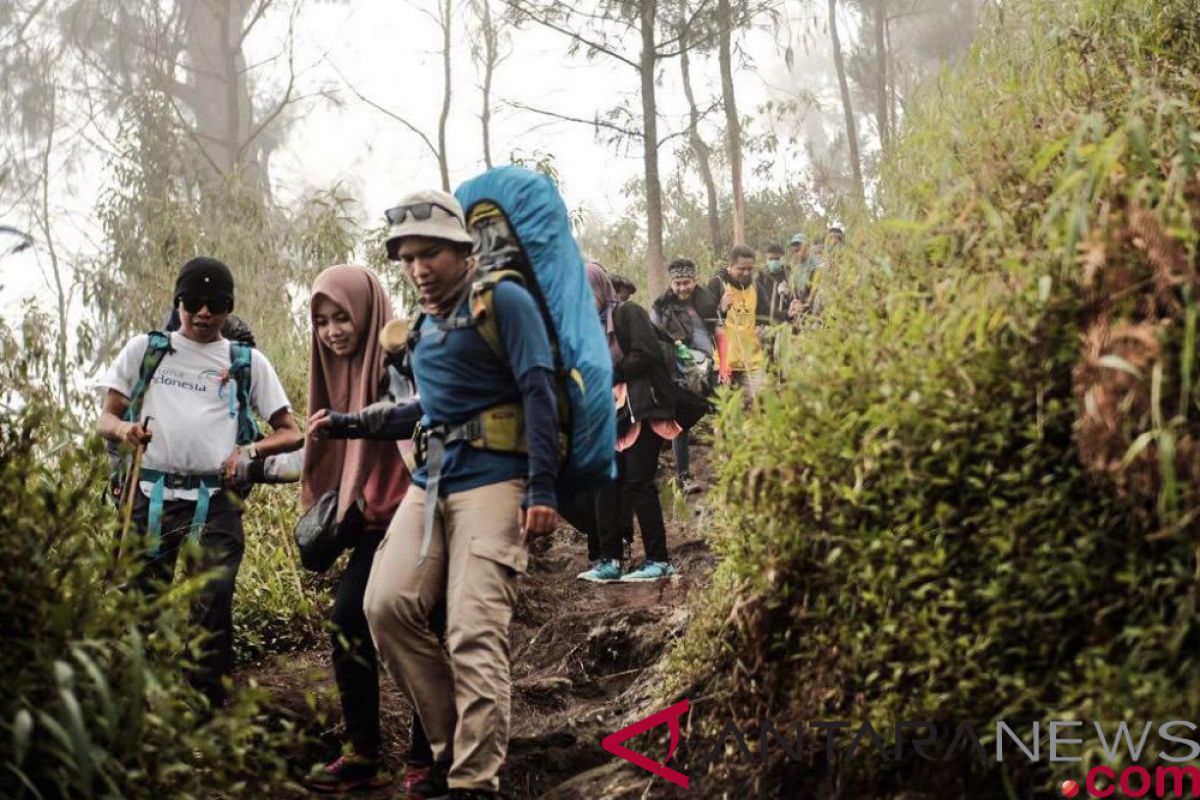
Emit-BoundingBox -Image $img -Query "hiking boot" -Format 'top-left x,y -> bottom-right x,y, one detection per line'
576,559 -> 621,583
404,763 -> 450,800
620,561 -> 677,582
303,750 -> 392,794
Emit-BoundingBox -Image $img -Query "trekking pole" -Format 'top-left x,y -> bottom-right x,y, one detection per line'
117,417 -> 152,563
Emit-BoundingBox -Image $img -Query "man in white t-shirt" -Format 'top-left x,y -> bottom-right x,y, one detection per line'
96,256 -> 302,705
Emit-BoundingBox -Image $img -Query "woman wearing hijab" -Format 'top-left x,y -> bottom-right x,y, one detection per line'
300,264 -> 428,794
577,264 -> 679,582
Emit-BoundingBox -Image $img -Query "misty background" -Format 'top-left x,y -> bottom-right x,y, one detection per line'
0,0 -> 982,414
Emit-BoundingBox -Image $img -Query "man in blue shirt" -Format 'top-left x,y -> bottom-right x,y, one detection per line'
330,189 -> 558,799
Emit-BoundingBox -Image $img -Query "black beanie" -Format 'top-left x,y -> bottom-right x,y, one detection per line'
174,256 -> 235,308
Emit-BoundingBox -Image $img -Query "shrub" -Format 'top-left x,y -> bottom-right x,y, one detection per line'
0,407 -> 300,799
674,0 -> 1200,795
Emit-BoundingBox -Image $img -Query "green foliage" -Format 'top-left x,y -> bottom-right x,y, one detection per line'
83,92 -> 362,411
0,407 -> 299,799
675,0 -> 1200,794
235,489 -> 328,661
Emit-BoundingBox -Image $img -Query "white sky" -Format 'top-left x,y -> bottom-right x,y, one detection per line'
1,0 -> 860,319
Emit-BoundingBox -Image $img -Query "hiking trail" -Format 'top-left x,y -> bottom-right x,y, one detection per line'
244,436 -> 718,799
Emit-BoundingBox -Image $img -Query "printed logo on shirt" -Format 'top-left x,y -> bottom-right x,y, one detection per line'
152,366 -> 218,395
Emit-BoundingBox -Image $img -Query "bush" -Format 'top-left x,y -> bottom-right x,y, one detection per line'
0,407 -> 300,799
674,0 -> 1200,795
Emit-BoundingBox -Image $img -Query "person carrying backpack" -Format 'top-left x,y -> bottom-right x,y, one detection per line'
576,263 -> 679,583
318,189 -> 560,800
650,258 -> 716,490
298,264 -> 426,794
95,256 -> 302,705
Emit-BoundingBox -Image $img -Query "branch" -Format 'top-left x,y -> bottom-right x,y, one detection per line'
239,0 -> 277,47
239,16 -> 297,162
500,98 -> 642,139
336,66 -> 441,160
499,0 -> 640,70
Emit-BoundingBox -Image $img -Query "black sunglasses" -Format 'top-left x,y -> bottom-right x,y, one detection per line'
384,201 -> 459,225
179,294 -> 232,314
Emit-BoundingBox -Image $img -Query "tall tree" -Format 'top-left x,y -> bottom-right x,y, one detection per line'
678,5 -> 722,255
639,0 -> 666,295
436,0 -> 453,190
872,0 -> 889,153
61,0 -> 314,193
345,0 -> 453,190
469,0 -> 510,169
829,0 -> 864,202
503,0 -> 691,296
717,0 -> 746,246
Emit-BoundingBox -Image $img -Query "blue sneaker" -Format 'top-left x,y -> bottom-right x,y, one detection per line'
620,561 -> 677,582
577,559 -> 622,582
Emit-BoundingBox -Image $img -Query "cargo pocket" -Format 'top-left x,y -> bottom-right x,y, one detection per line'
469,536 -> 529,577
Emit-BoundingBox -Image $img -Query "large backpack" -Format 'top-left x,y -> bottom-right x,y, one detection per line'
454,166 -> 616,490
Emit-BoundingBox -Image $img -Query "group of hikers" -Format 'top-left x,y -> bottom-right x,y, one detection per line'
94,166 -> 844,799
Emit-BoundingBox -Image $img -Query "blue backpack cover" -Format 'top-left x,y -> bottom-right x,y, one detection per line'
455,166 -> 616,489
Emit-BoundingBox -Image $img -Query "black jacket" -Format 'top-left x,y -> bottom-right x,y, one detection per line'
706,270 -> 771,325
612,301 -> 676,422
651,285 -> 718,345
756,268 -> 794,324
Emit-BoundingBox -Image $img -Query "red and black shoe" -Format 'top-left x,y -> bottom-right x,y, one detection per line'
302,750 -> 392,794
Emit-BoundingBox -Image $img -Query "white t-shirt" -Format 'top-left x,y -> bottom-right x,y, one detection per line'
99,332 -> 291,500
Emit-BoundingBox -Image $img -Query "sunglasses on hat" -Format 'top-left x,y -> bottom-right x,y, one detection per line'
179,294 -> 232,314
384,201 -> 459,225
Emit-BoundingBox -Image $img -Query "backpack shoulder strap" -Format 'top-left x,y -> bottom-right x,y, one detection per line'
126,331 -> 173,422
469,269 -> 526,365
227,340 -> 261,445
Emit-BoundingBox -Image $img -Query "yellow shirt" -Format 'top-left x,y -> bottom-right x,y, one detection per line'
720,282 -> 763,372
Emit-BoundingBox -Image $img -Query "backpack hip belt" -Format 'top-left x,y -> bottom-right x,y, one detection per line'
411,401 -> 528,565
137,468 -> 223,555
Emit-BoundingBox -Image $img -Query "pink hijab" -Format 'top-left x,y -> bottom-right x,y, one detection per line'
301,264 -> 410,524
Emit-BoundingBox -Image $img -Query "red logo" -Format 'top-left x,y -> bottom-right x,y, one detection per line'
601,699 -> 690,789
1062,779 -> 1080,797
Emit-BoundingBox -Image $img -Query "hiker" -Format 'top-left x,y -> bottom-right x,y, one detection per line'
651,258 -> 717,490
611,273 -> 638,303
787,233 -> 817,321
757,242 -> 795,325
299,264 -> 428,795
707,244 -> 769,402
576,263 -> 678,583
807,224 -> 846,317
96,256 -> 302,705
345,189 -> 560,799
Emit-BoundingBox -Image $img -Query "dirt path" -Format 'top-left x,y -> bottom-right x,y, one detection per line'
242,440 -> 718,799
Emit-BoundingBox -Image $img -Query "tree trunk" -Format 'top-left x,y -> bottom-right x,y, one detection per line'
873,0 -> 889,154
640,0 -> 666,298
717,0 -> 745,246
178,0 -> 265,188
679,18 -> 721,257
480,0 -> 496,169
438,0 -> 453,190
829,0 -> 864,203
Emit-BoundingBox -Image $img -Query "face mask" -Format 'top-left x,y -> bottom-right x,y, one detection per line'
767,259 -> 783,273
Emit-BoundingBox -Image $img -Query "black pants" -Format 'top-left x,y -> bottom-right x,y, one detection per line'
560,486 -> 623,562
132,490 -> 244,706
617,425 -> 670,563
332,525 -> 435,763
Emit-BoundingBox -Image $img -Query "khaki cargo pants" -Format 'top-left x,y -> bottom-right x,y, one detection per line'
363,478 -> 528,793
